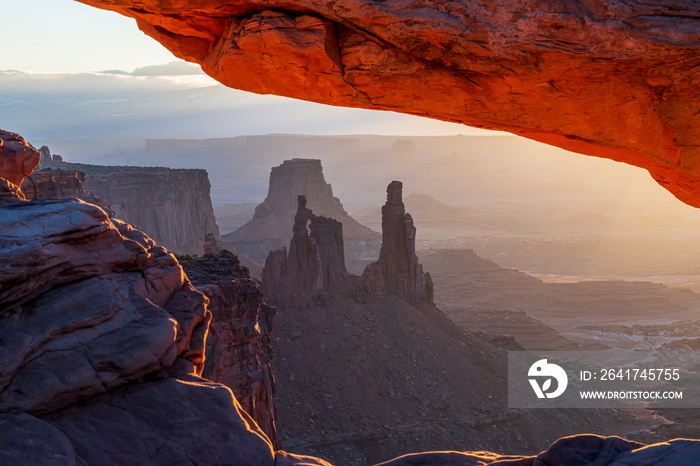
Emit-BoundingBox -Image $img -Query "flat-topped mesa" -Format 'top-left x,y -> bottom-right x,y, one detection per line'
262,195 -> 347,306
255,159 -> 339,218
361,181 -> 433,304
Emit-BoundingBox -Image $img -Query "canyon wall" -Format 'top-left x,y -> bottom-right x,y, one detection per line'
225,158 -> 380,274
180,250 -> 280,449
42,158 -> 220,255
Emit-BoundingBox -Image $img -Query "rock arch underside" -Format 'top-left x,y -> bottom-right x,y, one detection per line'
78,0 -> 700,206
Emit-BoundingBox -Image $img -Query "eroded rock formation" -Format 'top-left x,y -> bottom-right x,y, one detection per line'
263,195 -> 347,307
0,129 -> 291,465
0,130 -> 40,189
224,158 -> 380,274
180,250 -> 280,448
5,129 -> 700,463
21,170 -> 116,216
360,181 -> 433,304
77,0 -> 700,206
42,158 -> 220,255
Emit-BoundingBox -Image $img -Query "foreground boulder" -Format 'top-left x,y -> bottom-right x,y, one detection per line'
78,0 -> 700,206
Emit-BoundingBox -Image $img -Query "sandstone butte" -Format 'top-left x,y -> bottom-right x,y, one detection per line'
77,0 -> 700,206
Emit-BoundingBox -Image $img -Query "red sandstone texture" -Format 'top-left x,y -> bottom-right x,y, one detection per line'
180,250 -> 280,449
0,129 -> 40,190
78,0 -> 700,205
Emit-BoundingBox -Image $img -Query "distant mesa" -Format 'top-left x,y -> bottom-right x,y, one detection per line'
130,61 -> 206,77
224,158 -> 381,275
100,61 -> 206,77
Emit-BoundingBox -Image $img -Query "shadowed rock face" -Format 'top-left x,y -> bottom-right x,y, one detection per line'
262,195 -> 347,307
78,0 -> 700,206
360,181 -> 433,305
180,250 -> 280,449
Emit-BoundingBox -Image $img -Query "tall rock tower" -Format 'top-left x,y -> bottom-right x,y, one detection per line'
262,196 -> 347,306
361,181 -> 433,304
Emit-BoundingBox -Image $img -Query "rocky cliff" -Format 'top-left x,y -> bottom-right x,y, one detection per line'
42,157 -> 220,255
0,129 -> 281,465
224,158 -> 380,274
262,195 -> 347,307
78,0 -> 700,207
180,250 -> 280,449
21,169 -> 115,216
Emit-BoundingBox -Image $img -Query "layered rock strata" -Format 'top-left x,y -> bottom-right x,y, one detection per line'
224,158 -> 380,274
0,129 -> 292,465
263,195 -> 347,307
42,158 -> 220,255
180,250 -> 279,448
359,181 -> 433,304
77,0 -> 700,206
21,170 -> 115,216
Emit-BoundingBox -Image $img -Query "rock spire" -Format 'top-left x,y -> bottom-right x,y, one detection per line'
262,195 -> 347,306
361,181 -> 433,304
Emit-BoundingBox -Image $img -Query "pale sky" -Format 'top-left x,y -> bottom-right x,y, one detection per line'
2,0 -> 175,72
